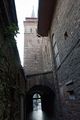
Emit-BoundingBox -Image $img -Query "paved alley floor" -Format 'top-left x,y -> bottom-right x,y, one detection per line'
26,109 -> 53,120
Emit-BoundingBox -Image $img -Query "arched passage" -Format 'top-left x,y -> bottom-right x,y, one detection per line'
25,85 -> 56,119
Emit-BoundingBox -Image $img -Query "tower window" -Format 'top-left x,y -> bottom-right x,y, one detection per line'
30,28 -> 32,33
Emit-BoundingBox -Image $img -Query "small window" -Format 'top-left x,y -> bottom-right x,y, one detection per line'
30,28 -> 32,33
52,35 -> 56,46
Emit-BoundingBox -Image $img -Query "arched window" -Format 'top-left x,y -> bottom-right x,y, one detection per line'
33,93 -> 42,110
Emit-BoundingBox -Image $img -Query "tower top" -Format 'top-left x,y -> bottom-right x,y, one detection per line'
31,6 -> 35,18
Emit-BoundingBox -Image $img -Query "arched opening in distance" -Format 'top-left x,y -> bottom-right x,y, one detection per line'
33,93 -> 42,110
25,85 -> 56,120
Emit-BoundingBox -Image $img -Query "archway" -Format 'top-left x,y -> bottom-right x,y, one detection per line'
25,85 -> 56,119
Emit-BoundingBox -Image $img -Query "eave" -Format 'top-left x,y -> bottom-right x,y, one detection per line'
37,0 -> 57,36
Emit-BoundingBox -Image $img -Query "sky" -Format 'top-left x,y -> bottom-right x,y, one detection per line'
15,0 -> 38,66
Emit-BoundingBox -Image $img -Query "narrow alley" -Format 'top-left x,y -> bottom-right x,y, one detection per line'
0,0 -> 80,120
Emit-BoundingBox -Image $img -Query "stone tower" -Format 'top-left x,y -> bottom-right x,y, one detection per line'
23,17 -> 43,75
23,16 -> 52,76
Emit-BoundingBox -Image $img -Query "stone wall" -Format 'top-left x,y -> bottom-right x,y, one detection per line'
24,36 -> 53,75
0,29 -> 25,120
41,37 -> 53,72
26,71 -> 54,91
50,0 -> 80,119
